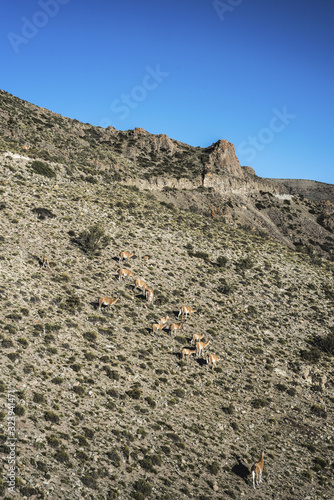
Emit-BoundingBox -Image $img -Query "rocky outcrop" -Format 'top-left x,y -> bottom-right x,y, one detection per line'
202,172 -> 285,196
123,175 -> 203,191
204,139 -> 244,177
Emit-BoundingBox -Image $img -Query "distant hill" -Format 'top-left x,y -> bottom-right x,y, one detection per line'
270,178 -> 334,202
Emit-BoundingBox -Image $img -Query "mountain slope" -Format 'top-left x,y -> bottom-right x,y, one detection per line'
0,148 -> 333,499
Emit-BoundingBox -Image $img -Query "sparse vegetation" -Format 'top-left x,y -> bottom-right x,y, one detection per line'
0,90 -> 333,499
29,160 -> 56,178
74,224 -> 111,255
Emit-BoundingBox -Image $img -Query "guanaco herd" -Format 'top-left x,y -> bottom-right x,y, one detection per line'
41,251 -> 264,488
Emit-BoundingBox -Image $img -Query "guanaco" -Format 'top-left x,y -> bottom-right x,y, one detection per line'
134,279 -> 148,295
196,339 -> 210,357
170,323 -> 182,335
146,288 -> 154,304
118,268 -> 135,281
181,348 -> 196,361
42,254 -> 50,269
152,322 -> 168,334
178,306 -> 196,319
98,296 -> 119,311
251,451 -> 264,489
158,315 -> 169,326
206,353 -> 221,370
191,333 -> 204,345
119,251 -> 133,262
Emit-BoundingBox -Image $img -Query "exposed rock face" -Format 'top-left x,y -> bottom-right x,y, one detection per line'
202,172 -> 284,196
204,139 -> 245,177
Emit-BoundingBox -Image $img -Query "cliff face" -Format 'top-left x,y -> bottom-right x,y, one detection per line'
0,89 -> 333,259
204,139 -> 244,177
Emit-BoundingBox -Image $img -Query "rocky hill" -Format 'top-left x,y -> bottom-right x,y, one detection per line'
0,91 -> 333,499
0,89 -> 333,261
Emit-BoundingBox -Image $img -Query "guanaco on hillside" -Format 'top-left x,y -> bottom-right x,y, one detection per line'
196,339 -> 210,357
251,451 -> 264,489
42,254 -> 50,269
118,268 -> 135,281
98,296 -> 119,311
181,347 -> 196,361
134,279 -> 148,295
206,353 -> 221,370
119,251 -> 133,262
178,306 -> 196,319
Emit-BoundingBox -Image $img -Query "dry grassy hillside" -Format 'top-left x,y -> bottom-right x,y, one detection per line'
0,152 -> 333,499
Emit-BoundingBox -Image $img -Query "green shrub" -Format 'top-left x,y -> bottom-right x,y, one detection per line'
276,383 -> 288,392
300,347 -> 322,363
51,377 -> 63,385
83,331 -> 97,342
77,450 -> 89,462
251,398 -> 270,408
127,387 -> 142,399
63,294 -> 81,313
103,367 -> 119,380
74,224 -> 111,255
4,324 -> 17,334
17,338 -> 29,348
81,472 -> 98,489
107,449 -> 121,467
236,256 -> 254,270
316,332 -> 334,356
46,436 -> 60,448
83,427 -> 94,439
133,479 -> 152,496
314,457 -> 328,471
192,251 -> 209,260
73,386 -> 85,396
76,435 -> 89,447
310,405 -> 327,419
54,449 -> 70,463
222,404 -> 235,415
32,207 -> 56,219
44,411 -> 60,423
218,278 -> 234,295
33,392 -> 45,404
36,461 -> 47,472
145,396 -> 156,408
30,161 -> 56,178
207,461 -> 220,475
15,405 -> 25,416
173,388 -> 185,399
216,255 -> 228,267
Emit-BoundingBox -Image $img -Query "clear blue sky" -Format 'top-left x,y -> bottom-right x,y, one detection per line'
1,0 -> 333,183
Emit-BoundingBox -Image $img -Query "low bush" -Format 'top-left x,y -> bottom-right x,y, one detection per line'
74,224 -> 111,255
30,160 -> 56,178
